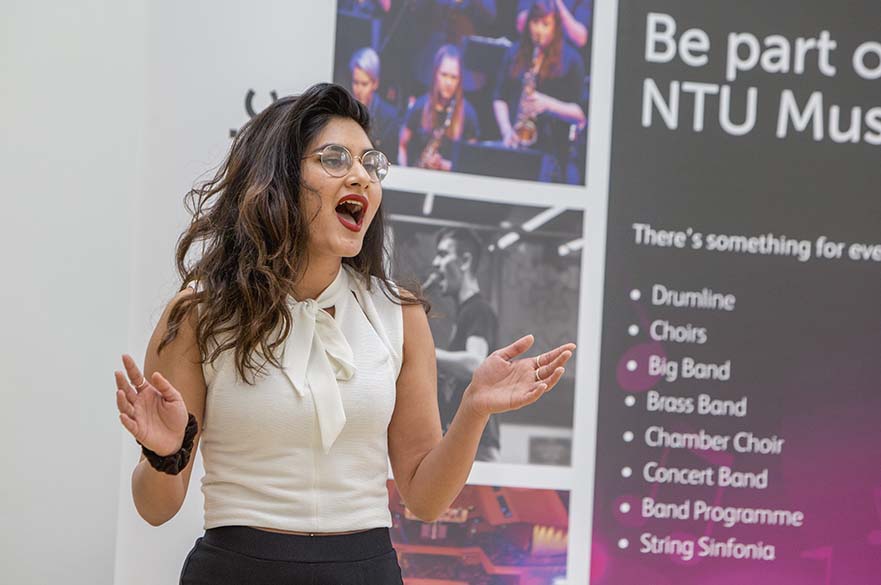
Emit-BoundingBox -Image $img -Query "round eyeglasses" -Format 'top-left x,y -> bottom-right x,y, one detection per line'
304,144 -> 390,183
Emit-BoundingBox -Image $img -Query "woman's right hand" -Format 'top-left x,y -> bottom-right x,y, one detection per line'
115,354 -> 189,456
502,128 -> 520,149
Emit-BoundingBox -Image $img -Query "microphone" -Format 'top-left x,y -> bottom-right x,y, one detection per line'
422,271 -> 441,293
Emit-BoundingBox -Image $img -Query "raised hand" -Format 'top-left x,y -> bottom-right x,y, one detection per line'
522,91 -> 552,116
115,354 -> 189,456
463,334 -> 575,418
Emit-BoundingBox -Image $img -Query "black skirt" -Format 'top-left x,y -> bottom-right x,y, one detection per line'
179,526 -> 403,585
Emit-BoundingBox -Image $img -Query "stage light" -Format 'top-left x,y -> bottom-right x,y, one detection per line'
523,206 -> 566,232
497,232 -> 521,249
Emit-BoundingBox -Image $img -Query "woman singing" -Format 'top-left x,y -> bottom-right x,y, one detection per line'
114,83 -> 573,584
399,44 -> 480,171
493,0 -> 586,183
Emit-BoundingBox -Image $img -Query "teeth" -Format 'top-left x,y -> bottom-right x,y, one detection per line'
339,199 -> 363,210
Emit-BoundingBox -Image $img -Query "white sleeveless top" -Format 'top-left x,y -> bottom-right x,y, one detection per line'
195,265 -> 403,532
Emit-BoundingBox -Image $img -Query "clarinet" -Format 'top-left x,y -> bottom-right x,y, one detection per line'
513,46 -> 542,147
418,97 -> 456,168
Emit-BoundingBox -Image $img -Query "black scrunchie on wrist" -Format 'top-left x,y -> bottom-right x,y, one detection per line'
138,414 -> 198,475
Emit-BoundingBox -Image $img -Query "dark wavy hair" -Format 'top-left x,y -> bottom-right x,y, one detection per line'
513,0 -> 564,80
158,82 -> 428,383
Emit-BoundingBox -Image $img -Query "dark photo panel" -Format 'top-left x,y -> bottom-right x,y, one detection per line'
384,189 -> 584,465
334,0 -> 595,185
590,1 -> 881,584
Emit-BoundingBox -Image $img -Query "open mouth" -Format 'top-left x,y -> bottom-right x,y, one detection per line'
335,196 -> 368,232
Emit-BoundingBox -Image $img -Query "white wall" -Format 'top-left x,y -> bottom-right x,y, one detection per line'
0,1 -> 146,583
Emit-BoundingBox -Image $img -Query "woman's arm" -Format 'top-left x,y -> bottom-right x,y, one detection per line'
398,126 -> 411,167
124,288 -> 207,526
493,99 -> 518,147
388,301 -> 574,521
556,0 -> 588,48
525,91 -> 586,125
387,302 -> 482,521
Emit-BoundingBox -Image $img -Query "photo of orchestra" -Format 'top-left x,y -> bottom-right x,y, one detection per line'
387,480 -> 570,584
383,189 -> 583,464
334,0 -> 593,185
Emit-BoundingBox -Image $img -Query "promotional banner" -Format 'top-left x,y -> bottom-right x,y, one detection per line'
591,1 -> 881,584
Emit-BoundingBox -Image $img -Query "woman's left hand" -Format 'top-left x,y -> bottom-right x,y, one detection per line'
523,91 -> 554,116
463,334 -> 575,417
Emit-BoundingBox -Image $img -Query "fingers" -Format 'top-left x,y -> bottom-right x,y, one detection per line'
541,366 -> 565,392
119,354 -> 176,400
115,370 -> 138,405
119,412 -> 138,437
122,354 -> 150,391
510,343 -> 575,411
516,382 -> 548,409
116,386 -> 135,418
532,343 -> 575,382
496,334 -> 535,361
151,371 -> 181,401
536,342 -> 577,368
537,350 -> 573,379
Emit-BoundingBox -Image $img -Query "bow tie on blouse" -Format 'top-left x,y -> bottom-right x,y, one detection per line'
281,267 -> 355,453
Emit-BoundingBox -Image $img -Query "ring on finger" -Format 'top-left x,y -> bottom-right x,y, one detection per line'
134,377 -> 148,390
534,356 -> 541,369
534,367 -> 542,382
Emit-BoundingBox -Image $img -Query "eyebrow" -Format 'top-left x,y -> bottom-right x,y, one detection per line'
312,143 -> 376,155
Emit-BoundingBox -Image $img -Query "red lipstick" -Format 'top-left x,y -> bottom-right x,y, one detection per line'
335,194 -> 369,232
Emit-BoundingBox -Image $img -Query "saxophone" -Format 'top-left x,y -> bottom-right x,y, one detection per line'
513,46 -> 542,147
418,97 -> 456,169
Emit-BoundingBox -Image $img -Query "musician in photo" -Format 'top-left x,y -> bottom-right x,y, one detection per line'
349,47 -> 401,163
517,0 -> 591,49
493,0 -> 586,183
429,228 -> 501,462
399,44 -> 480,171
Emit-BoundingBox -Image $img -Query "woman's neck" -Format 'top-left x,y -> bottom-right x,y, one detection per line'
293,257 -> 343,301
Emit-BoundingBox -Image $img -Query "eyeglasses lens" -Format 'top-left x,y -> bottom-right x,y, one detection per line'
319,145 -> 388,182
319,145 -> 352,177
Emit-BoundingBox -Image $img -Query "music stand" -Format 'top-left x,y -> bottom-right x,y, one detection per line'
461,35 -> 511,93
452,141 -> 545,182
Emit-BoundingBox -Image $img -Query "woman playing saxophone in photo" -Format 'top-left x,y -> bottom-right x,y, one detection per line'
493,0 -> 586,183
399,44 -> 480,171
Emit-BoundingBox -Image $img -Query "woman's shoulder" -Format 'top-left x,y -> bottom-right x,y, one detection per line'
357,272 -> 403,302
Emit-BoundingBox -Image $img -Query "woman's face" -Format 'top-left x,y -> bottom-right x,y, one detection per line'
529,13 -> 556,49
434,56 -> 461,102
351,67 -> 378,106
300,116 -> 383,262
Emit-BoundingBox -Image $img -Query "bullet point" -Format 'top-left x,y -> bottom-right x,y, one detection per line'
624,395 -> 636,407
626,360 -> 638,372
618,538 -> 629,549
623,431 -> 634,443
619,502 -> 631,513
629,289 -> 641,301
621,467 -> 632,478
628,324 -> 639,336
